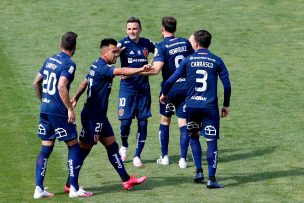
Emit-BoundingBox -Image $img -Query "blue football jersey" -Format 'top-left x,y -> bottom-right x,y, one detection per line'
39,52 -> 76,117
153,36 -> 194,91
83,58 -> 115,117
118,37 -> 155,93
163,49 -> 229,108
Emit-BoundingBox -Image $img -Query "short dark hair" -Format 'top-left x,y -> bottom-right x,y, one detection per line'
100,38 -> 117,49
162,16 -> 176,33
61,32 -> 77,51
194,30 -> 212,48
126,17 -> 142,29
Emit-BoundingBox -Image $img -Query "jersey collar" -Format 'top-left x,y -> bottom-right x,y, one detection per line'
197,48 -> 209,53
60,51 -> 71,59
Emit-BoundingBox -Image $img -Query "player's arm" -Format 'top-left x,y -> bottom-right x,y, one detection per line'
138,61 -> 164,75
160,68 -> 184,104
220,76 -> 231,118
33,73 -> 43,101
71,79 -> 87,108
113,65 -> 152,76
58,76 -> 75,123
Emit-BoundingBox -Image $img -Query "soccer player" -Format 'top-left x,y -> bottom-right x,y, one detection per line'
32,32 -> 93,198
117,17 -> 155,167
65,38 -> 150,191
143,16 -> 194,168
160,30 -> 231,188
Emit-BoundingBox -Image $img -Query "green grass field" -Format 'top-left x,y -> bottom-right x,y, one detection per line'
1,0 -> 304,202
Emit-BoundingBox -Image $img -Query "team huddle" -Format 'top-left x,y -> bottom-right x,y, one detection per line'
32,16 -> 231,199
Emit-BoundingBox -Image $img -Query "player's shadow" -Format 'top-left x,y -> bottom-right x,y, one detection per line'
222,167 -> 304,187
85,176 -> 194,196
219,146 -> 278,163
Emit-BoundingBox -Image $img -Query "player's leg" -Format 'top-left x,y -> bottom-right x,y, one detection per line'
34,113 -> 55,199
157,115 -> 171,164
119,119 -> 132,161
203,108 -> 223,189
133,119 -> 148,167
100,118 -> 146,190
118,91 -> 135,161
186,108 -> 204,183
177,118 -> 190,169
133,93 -> 151,167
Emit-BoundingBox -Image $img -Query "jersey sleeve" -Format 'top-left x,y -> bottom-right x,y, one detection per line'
102,65 -> 115,79
162,59 -> 187,94
148,40 -> 155,53
61,61 -> 76,81
153,43 -> 165,62
38,60 -> 46,75
218,59 -> 229,79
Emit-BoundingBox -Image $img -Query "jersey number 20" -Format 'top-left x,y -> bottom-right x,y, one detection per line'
42,70 -> 57,95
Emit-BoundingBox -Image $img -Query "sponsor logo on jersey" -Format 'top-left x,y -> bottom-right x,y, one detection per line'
128,58 -> 148,63
191,96 -> 207,101
165,41 -> 186,48
49,57 -> 62,64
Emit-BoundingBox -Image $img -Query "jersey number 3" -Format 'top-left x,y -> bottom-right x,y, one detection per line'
195,70 -> 208,92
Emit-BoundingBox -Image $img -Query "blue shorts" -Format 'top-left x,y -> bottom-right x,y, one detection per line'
37,113 -> 77,142
186,107 -> 220,139
118,90 -> 151,120
160,90 -> 186,118
79,109 -> 114,145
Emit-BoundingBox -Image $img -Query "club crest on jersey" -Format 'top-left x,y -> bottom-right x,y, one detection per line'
143,49 -> 149,57
119,108 -> 124,116
94,134 -> 100,142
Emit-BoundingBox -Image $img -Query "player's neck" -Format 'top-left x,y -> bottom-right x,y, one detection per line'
61,49 -> 73,57
163,32 -> 174,38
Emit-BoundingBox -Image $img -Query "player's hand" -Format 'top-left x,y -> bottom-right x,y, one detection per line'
68,108 -> 75,123
120,75 -> 130,80
159,93 -> 167,104
117,46 -> 125,55
71,97 -> 78,108
221,106 -> 229,118
142,64 -> 154,72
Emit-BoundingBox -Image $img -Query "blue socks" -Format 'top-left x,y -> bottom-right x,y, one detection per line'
120,119 -> 132,148
159,124 -> 169,157
106,142 -> 130,182
35,145 -> 54,189
67,143 -> 81,191
180,126 -> 190,159
66,147 -> 91,187
207,140 -> 218,179
135,120 -> 148,158
190,136 -> 202,172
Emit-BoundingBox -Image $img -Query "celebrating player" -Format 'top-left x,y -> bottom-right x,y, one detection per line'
160,30 -> 231,188
117,17 -> 155,167
64,38 -> 151,191
143,16 -> 194,168
32,32 -> 93,198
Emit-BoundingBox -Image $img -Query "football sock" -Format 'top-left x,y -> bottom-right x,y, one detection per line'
134,120 -> 148,158
106,142 -> 130,182
190,136 -> 202,171
35,145 -> 53,189
180,126 -> 190,159
159,124 -> 169,157
120,119 -> 132,148
207,139 -> 218,178
67,143 -> 81,191
66,147 -> 91,187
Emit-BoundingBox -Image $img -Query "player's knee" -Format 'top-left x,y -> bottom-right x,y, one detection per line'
187,121 -> 200,138
160,115 -> 171,125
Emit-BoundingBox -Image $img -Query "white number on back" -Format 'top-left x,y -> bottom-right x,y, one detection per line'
42,70 -> 57,95
174,55 -> 185,68
195,70 -> 208,92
